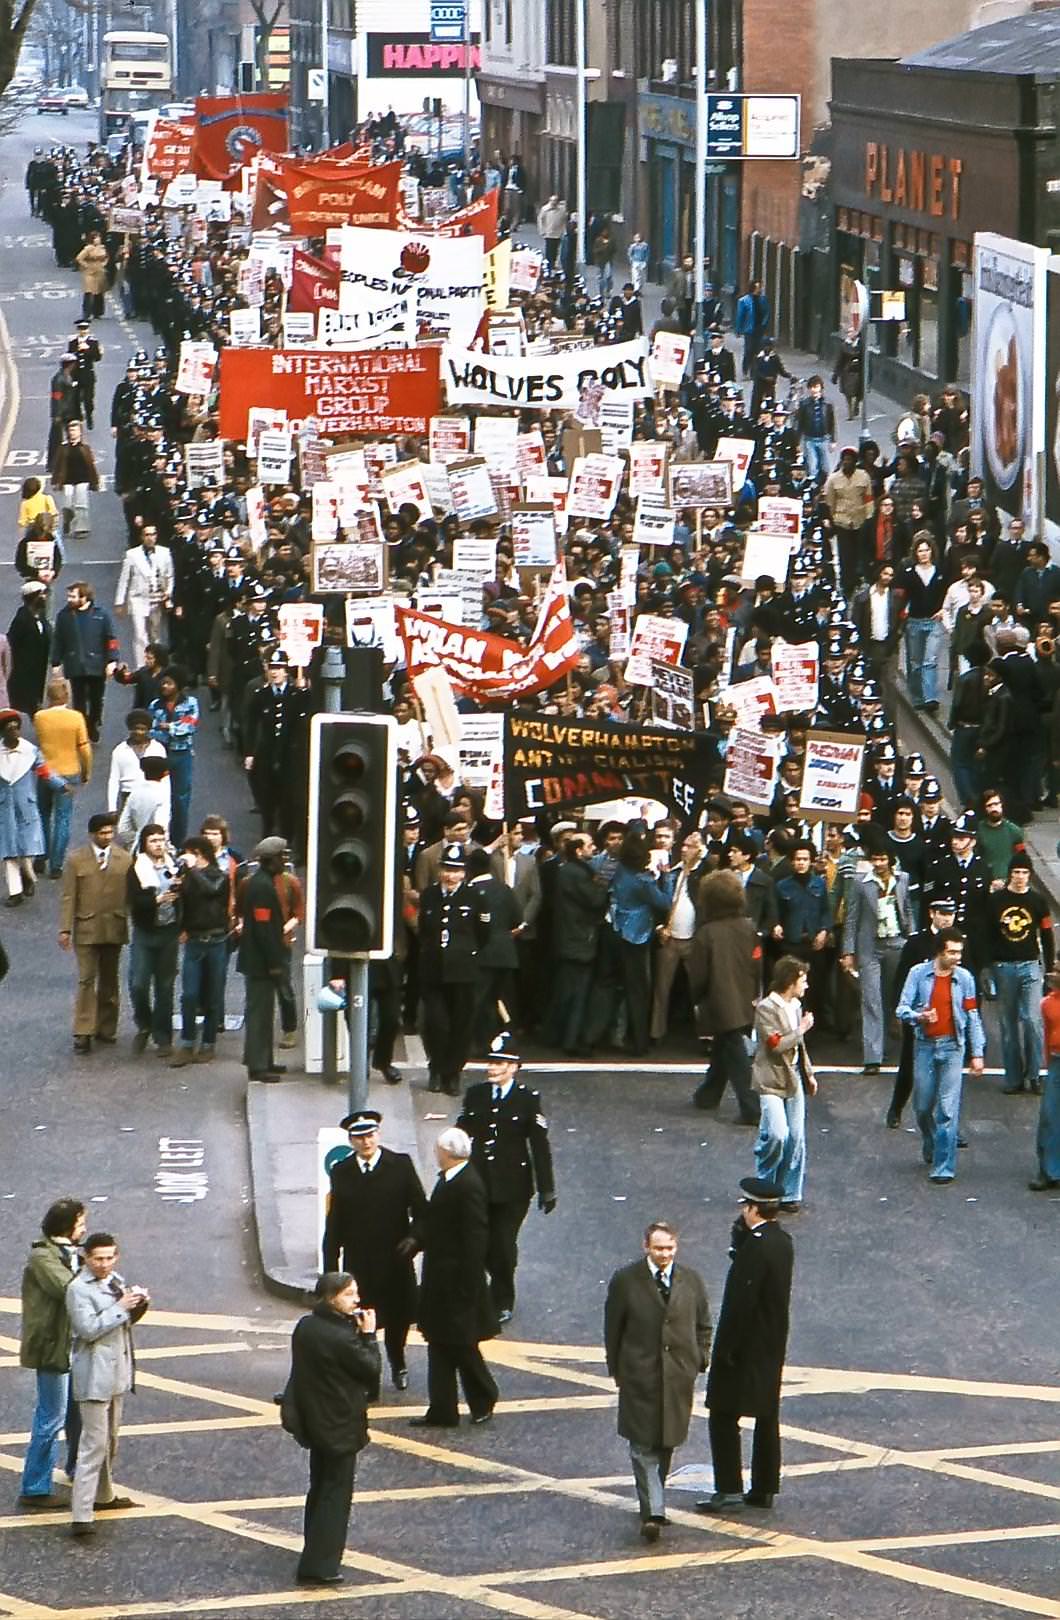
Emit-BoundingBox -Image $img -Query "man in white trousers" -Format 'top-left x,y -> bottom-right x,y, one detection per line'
114,524 -> 173,668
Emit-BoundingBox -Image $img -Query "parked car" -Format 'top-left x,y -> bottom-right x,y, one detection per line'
62,85 -> 90,108
36,88 -> 69,114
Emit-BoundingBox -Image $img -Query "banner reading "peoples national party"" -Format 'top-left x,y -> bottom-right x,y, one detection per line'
441,339 -> 652,410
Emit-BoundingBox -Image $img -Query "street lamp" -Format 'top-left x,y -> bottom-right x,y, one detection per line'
694,0 -> 708,356
575,0 -> 586,272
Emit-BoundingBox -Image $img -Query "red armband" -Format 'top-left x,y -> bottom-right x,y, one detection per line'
767,1031 -> 782,1050
752,945 -> 762,960
253,907 -> 272,922
1042,916 -> 1053,929
962,997 -> 977,1012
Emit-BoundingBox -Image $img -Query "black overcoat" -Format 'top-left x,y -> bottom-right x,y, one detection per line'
415,1163 -> 499,1346
706,1219 -> 793,1418
288,1303 -> 381,1456
322,1147 -> 428,1326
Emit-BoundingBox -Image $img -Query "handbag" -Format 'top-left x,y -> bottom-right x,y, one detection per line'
277,1374 -> 309,1448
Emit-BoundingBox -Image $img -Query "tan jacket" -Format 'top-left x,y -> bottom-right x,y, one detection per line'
751,992 -> 814,1098
823,466 -> 872,531
59,842 -> 132,945
75,243 -> 109,295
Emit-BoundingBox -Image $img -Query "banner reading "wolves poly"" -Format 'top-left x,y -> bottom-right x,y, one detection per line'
396,595 -> 580,702
193,93 -> 289,182
442,339 -> 652,411
280,158 -> 402,233
503,714 -> 721,821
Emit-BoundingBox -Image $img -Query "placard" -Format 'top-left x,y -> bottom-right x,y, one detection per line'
649,331 -> 691,391
798,729 -> 867,823
448,458 -> 499,522
509,248 -> 544,294
458,712 -> 505,789
668,461 -> 733,510
740,528 -> 795,585
718,673 -> 780,728
429,415 -> 471,463
633,502 -> 676,550
380,459 -> 431,520
336,225 -> 485,345
175,340 -> 217,397
345,594 -> 403,663
625,614 -> 689,687
184,441 -> 225,488
276,603 -> 324,667
317,298 -> 415,351
714,436 -> 756,488
282,312 -> 316,347
771,638 -> 820,712
650,662 -> 695,730
247,407 -> 287,455
723,727 -> 784,811
511,504 -> 557,569
246,485 -> 267,548
599,398 -> 634,457
228,307 -> 262,347
757,495 -> 803,537
257,427 -> 293,484
24,539 -> 55,574
473,414 -> 520,477
312,541 -> 386,595
628,441 -> 668,498
516,428 -> 548,480
442,338 -> 652,412
567,454 -> 624,520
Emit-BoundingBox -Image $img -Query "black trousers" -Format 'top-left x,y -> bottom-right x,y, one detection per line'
370,970 -> 402,1072
617,938 -> 653,1055
70,675 -> 104,741
708,1404 -> 781,1496
474,966 -> 516,1049
242,973 -> 277,1074
486,1198 -> 530,1313
297,1448 -> 356,1580
545,958 -> 594,1052
421,981 -> 477,1088
425,1340 -> 498,1424
890,1023 -> 915,1119
835,526 -> 864,598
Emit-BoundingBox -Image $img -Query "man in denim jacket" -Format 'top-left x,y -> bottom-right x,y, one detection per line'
897,930 -> 985,1184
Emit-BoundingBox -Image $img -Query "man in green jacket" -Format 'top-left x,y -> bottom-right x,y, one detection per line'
19,1197 -> 85,1508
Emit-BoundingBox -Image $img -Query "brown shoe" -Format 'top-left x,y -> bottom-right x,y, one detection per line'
96,1496 -> 137,1511
168,1048 -> 196,1068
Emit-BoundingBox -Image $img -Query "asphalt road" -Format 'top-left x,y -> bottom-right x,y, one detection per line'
0,110 -> 1057,1620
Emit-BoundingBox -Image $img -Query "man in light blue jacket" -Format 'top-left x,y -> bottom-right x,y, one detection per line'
66,1232 -> 149,1535
897,931 -> 985,1184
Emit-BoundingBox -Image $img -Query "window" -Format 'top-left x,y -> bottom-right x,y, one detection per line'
107,42 -> 169,61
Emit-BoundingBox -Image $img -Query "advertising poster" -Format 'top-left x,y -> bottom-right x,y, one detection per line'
1044,263 -> 1060,546
972,232 -> 1048,527
798,730 -> 867,824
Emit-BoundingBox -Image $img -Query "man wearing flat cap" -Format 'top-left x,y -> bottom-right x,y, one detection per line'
59,811 -> 132,1054
457,1032 -> 556,1323
322,1111 -> 428,1391
698,1176 -> 793,1515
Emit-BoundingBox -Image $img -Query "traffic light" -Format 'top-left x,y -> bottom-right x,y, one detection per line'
306,713 -> 398,958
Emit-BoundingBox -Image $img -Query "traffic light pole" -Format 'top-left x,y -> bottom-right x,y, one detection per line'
345,959 -> 370,1114
319,645 -> 346,1085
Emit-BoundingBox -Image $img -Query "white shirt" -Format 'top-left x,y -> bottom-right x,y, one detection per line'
869,588 -> 890,642
356,1148 -> 382,1173
492,1077 -> 515,1101
668,870 -> 697,941
443,1162 -> 468,1182
107,738 -> 166,811
646,1259 -> 673,1288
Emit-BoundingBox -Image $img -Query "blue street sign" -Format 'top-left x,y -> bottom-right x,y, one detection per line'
430,0 -> 467,44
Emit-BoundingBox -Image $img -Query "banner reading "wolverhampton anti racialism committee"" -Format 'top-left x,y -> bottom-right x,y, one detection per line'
502,714 -> 720,821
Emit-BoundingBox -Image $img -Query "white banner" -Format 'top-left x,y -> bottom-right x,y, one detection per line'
442,339 -> 652,411
335,226 -> 485,346
316,297 -> 415,351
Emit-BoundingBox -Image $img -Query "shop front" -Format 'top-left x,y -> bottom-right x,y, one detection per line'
476,78 -> 544,201
637,89 -> 739,291
829,54 -> 1027,400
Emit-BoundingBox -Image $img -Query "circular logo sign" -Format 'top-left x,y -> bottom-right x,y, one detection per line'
225,123 -> 264,163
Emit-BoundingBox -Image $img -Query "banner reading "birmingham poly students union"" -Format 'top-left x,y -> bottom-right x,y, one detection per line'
442,340 -> 653,411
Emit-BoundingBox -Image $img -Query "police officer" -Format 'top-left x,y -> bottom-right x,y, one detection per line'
931,812 -> 992,984
67,321 -> 102,431
457,1032 -> 556,1323
418,844 -> 490,1096
243,649 -> 314,843
321,1110 -> 428,1391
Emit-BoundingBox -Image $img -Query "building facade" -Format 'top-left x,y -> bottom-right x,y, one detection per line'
476,0 -> 546,194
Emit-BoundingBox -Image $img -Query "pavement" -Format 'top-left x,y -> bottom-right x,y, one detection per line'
0,112 -> 1059,1620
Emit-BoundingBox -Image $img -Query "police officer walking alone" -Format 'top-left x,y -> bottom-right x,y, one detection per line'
418,843 -> 490,1095
458,1031 -> 556,1323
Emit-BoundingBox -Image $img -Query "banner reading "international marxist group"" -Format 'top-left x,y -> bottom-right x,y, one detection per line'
503,715 -> 720,822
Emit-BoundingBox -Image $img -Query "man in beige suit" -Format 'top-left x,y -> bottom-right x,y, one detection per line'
59,811 -> 132,1053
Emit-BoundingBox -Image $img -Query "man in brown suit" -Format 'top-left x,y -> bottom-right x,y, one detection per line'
59,811 -> 132,1053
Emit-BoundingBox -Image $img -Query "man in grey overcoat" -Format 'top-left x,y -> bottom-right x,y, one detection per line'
604,1220 -> 712,1542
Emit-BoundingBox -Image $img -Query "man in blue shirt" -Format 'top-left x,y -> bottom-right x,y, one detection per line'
897,930 -> 986,1184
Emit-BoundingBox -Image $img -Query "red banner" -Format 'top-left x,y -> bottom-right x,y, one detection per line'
192,93 -> 289,182
143,118 -> 194,181
399,189 -> 499,250
396,594 -> 581,701
289,248 -> 340,313
218,347 -> 442,441
279,158 -> 402,234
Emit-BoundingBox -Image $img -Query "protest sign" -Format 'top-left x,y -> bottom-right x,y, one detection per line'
714,437 -> 756,489
723,727 -> 784,811
380,459 -> 431,520
184,442 -> 225,488
228,307 -> 261,347
608,596 -> 632,660
488,311 -> 524,356
24,539 -> 55,575
502,714 -> 718,821
429,415 -> 471,463
276,603 -> 324,667
740,528 -> 796,585
650,662 -> 695,731
237,257 -> 265,307
289,247 -> 340,313
458,712 -> 505,789
626,614 -> 689,687
415,589 -> 463,624
256,427 -> 292,483
628,441 -> 668,498
484,238 -> 512,312
247,407 -> 287,454
567,455 -> 624,520
771,639 -> 820,712
313,540 -> 385,594
757,496 -> 804,538
297,426 -> 327,486
442,339 -> 652,412
516,428 -> 547,480
798,731 -> 867,823
599,398 -> 635,457
278,158 -> 401,234
143,117 -> 194,181
345,595 -> 403,664
633,502 -> 676,550
447,458 -> 499,523
282,312 -> 316,347
336,226 -> 485,346
175,341 -> 216,397
422,462 -> 454,516
317,298 -> 415,351
397,594 -> 580,702
162,173 -> 198,208
718,674 -> 780,728
511,504 -> 557,569
668,461 -> 733,510
412,666 -> 463,753
473,414 -> 520,477
649,331 -> 691,390
218,347 -> 441,440
246,485 -> 267,548
509,248 -> 544,294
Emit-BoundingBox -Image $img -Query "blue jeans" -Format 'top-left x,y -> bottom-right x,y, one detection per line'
1037,1054 -> 1060,1181
904,618 -> 941,707
802,436 -> 832,483
180,936 -> 227,1049
21,1368 -> 69,1497
129,927 -> 179,1047
950,727 -> 982,809
755,1086 -> 806,1202
39,775 -> 78,875
994,960 -> 1043,1091
167,750 -> 194,847
913,1035 -> 965,1179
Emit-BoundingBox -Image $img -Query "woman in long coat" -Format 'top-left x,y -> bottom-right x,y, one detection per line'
74,231 -> 108,320
7,585 -> 52,716
0,708 -> 66,904
687,870 -> 761,1123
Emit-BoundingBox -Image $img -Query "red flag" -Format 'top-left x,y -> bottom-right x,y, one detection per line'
278,158 -> 402,234
192,93 -> 289,182
289,248 -> 340,313
396,596 -> 580,702
143,118 -> 194,181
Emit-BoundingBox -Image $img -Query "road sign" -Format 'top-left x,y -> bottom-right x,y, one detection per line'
430,0 -> 467,44
705,94 -> 800,160
307,68 -> 325,102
